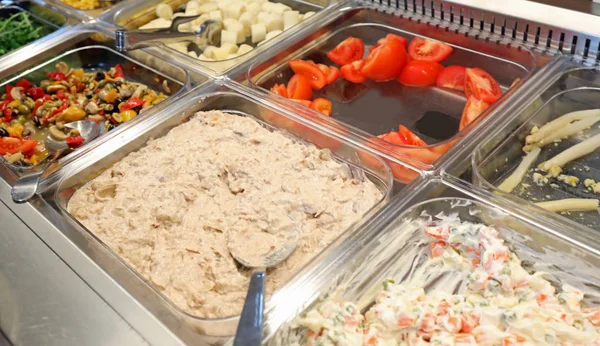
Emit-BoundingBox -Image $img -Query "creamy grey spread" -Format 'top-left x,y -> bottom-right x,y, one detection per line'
68,110 -> 383,318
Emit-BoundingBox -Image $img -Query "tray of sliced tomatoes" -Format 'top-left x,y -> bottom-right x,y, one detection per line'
248,7 -> 537,182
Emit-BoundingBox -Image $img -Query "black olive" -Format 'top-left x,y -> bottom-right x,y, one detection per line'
114,81 -> 123,87
33,116 -> 41,127
85,90 -> 93,99
0,128 -> 7,137
113,97 -> 123,108
95,72 -> 105,81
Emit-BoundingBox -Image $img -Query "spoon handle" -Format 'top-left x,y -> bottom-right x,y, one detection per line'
11,149 -> 66,203
234,269 -> 265,346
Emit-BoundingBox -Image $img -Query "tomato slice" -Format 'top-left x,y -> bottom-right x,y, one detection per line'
361,42 -> 407,81
289,60 -> 327,90
340,60 -> 367,83
311,98 -> 332,116
398,125 -> 427,146
436,65 -> 466,91
287,75 -> 312,100
326,37 -> 365,66
0,137 -> 37,155
459,96 -> 490,130
270,83 -> 288,98
325,66 -> 340,84
398,60 -> 444,86
291,99 -> 313,108
317,64 -> 341,85
408,38 -> 453,62
464,67 -> 502,104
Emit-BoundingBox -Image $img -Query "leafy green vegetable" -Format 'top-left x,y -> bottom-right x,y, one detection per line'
0,12 -> 46,56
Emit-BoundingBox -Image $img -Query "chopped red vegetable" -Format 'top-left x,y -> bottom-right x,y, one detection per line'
46,71 -> 67,81
289,60 -> 327,90
398,125 -> 427,146
464,67 -> 502,104
16,79 -> 32,90
287,75 -> 312,100
291,99 -> 313,108
326,37 -> 365,66
311,98 -> 332,116
436,65 -> 466,91
119,97 -> 146,111
27,87 -> 45,100
65,135 -> 85,148
398,60 -> 444,87
408,38 -> 453,62
270,83 -> 288,98
317,64 -> 340,85
459,96 -> 490,130
340,60 -> 367,83
113,64 -> 124,78
361,39 -> 407,81
0,137 -> 37,155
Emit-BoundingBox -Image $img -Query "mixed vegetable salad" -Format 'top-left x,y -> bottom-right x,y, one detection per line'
299,219 -> 600,345
0,62 -> 168,166
269,34 -> 504,182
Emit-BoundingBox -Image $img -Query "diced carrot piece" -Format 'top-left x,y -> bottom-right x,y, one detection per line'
535,294 -> 548,305
424,226 -> 449,240
398,314 -> 415,327
420,313 -> 436,332
437,300 -> 451,315
588,308 -> 600,326
471,258 -> 481,267
430,241 -> 446,258
446,316 -> 462,333
455,334 -> 476,344
461,312 -> 480,333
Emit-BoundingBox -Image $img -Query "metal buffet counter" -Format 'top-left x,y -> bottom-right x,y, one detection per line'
0,0 -> 599,345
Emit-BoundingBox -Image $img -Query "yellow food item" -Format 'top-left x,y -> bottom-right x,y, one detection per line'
62,106 -> 86,122
60,0 -> 101,10
7,100 -> 21,108
71,69 -> 85,80
7,124 -> 24,138
120,110 -> 137,122
105,89 -> 119,104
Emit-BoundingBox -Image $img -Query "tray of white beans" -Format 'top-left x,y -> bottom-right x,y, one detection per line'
140,0 -> 317,62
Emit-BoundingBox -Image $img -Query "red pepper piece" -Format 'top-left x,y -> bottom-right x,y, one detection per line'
119,97 -> 146,111
28,87 -> 45,100
46,71 -> 67,81
113,64 -> 124,78
65,135 -> 85,148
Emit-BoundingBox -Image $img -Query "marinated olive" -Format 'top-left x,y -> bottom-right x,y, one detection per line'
95,72 -> 105,81
33,116 -> 41,127
16,115 -> 27,124
17,104 -> 30,115
0,128 -> 7,137
113,97 -> 123,108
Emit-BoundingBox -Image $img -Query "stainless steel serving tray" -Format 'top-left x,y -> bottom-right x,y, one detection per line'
0,24 -> 207,188
255,175 -> 600,345
32,84 -> 416,345
37,0 -> 138,20
97,0 -> 333,77
240,5 -> 549,180
0,1 -> 80,67
472,56 -> 600,233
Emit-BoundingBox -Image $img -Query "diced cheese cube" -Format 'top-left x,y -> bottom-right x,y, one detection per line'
265,14 -> 283,32
265,30 -> 281,40
220,42 -> 239,54
212,46 -> 230,60
223,19 -> 245,43
198,54 -> 213,61
245,2 -> 261,13
223,3 -> 245,19
197,3 -> 218,13
203,45 -> 218,59
227,53 -> 239,59
156,4 -> 173,20
221,30 -> 238,45
261,2 -> 277,12
283,10 -> 299,29
139,18 -> 171,29
271,3 -> 291,14
257,11 -> 270,23
237,44 -> 253,55
217,0 -> 233,10
188,50 -> 198,58
251,23 -> 266,43
209,10 -> 223,21
239,12 -> 256,36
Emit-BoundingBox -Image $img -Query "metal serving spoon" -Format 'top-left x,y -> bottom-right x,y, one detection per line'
11,120 -> 102,203
229,225 -> 301,346
115,17 -> 222,52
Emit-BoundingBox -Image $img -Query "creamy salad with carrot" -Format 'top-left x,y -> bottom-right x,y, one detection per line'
297,220 -> 600,345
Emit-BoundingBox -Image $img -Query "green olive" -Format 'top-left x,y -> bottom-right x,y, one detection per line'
40,80 -> 51,89
16,115 -> 27,125
10,119 -> 19,126
24,100 -> 35,109
103,83 -> 114,91
17,105 -> 30,115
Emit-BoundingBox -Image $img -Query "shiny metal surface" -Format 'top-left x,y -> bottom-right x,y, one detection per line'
11,120 -> 101,203
47,87 -> 395,345
0,188 -> 149,346
115,17 -> 222,51
0,0 -> 598,345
